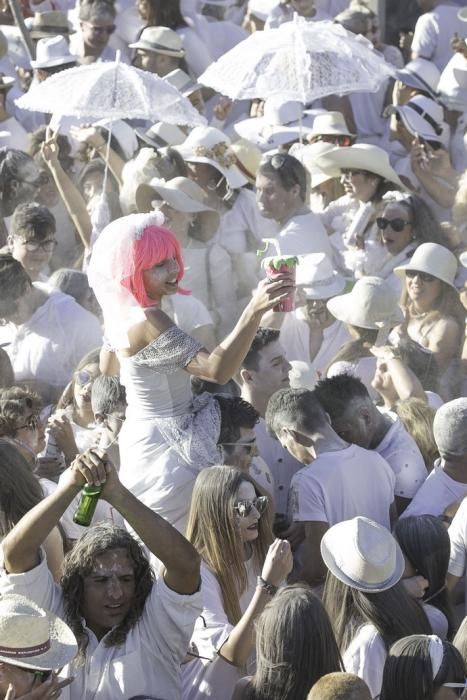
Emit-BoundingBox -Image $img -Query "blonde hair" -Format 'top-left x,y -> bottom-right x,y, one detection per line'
401,281 -> 465,340
186,466 -> 272,625
395,398 -> 439,471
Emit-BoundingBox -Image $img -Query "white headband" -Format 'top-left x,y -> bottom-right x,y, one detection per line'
428,635 -> 444,679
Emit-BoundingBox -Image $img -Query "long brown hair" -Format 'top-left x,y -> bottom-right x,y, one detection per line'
401,280 -> 465,340
326,326 -> 378,372
186,466 -> 272,625
0,440 -> 44,538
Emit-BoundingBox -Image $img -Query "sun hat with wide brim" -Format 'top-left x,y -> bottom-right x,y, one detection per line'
395,58 -> 440,101
28,11 -> 72,39
230,138 -> 262,185
175,126 -> 247,189
289,141 -> 341,188
315,143 -> 406,190
0,594 -> 77,671
295,252 -> 346,299
394,242 -> 458,289
135,176 -> 220,237
321,517 -> 405,593
385,95 -> 447,146
327,276 -> 404,330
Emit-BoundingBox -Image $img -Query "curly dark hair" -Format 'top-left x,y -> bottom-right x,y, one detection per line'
215,394 -> 259,446
60,523 -> 154,662
242,328 -> 280,372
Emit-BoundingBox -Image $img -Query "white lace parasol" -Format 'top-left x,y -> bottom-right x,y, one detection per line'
199,16 -> 396,103
15,56 -> 206,126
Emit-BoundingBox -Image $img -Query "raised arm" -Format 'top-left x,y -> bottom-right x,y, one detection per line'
69,124 -> 125,186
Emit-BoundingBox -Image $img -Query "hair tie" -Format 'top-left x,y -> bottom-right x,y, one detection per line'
428,635 -> 444,678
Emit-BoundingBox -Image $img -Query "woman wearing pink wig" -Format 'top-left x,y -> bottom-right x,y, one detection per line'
88,212 -> 293,533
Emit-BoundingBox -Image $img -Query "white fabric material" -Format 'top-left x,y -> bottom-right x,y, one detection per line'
448,499 -> 467,614
326,356 -> 379,402
411,4 -> 467,72
289,444 -> 395,528
1,283 -> 102,389
0,116 -> 29,151
343,623 -> 387,700
0,553 -> 202,700
402,462 -> 467,519
255,417 -> 302,514
375,412 -> 427,499
182,559 -> 258,700
161,294 -> 213,334
277,211 -> 333,258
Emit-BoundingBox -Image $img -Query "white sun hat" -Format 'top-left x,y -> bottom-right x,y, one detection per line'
295,252 -> 346,299
175,126 -> 247,189
94,119 -> 138,161
315,143 -> 406,190
386,95 -> 448,145
30,35 -> 78,69
289,141 -> 341,188
307,110 -> 355,140
395,58 -> 441,100
327,276 -> 404,330
394,242 -> 458,289
321,517 -> 405,592
230,138 -> 262,185
0,594 -> 77,671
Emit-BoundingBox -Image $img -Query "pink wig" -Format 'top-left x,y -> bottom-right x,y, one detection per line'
122,224 -> 190,307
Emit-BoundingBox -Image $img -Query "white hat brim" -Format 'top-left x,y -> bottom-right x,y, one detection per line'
137,181 -> 216,214
388,104 -> 442,143
327,290 -> 404,329
460,251 -> 467,268
301,273 -> 346,299
174,149 -> 247,189
321,525 -> 405,593
316,146 -> 407,190
394,261 -> 458,288
30,54 -> 78,69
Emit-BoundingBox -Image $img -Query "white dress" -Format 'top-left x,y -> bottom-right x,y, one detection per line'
118,326 -> 222,533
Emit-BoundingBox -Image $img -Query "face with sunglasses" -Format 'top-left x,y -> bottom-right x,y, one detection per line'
80,14 -> 116,52
15,412 -> 45,455
377,202 -> 414,255
9,230 -> 57,282
405,268 -> 442,312
234,481 -> 267,542
73,363 -> 100,413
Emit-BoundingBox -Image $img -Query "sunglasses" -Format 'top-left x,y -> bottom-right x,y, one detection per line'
376,217 -> 412,232
442,681 -> 467,697
405,269 -> 437,283
75,370 -> 96,386
234,496 -> 268,518
20,238 -> 57,252
313,134 -> 353,147
16,414 -> 41,432
220,440 -> 256,454
265,153 -> 289,171
82,21 -> 116,34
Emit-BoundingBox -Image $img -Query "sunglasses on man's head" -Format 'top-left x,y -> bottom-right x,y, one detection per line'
234,496 -> 268,518
405,269 -> 436,283
376,217 -> 412,232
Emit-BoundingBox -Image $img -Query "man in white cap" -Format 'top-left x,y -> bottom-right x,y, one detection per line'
130,27 -> 185,77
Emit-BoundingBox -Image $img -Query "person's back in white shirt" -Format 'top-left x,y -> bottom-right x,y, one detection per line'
411,3 -> 466,72
402,461 -> 467,519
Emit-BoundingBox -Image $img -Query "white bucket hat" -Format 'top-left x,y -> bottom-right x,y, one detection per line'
315,144 -> 406,190
135,176 -> 220,236
386,95 -> 447,145
0,594 -> 77,670
307,110 -> 354,140
295,252 -> 345,299
289,141 -> 341,188
321,517 -> 405,592
327,276 -> 404,329
175,126 -> 247,189
394,242 -> 458,289
234,97 -> 322,151
395,58 -> 440,100
30,35 -> 78,69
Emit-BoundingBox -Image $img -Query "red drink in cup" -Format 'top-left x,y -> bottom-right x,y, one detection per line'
262,256 -> 298,312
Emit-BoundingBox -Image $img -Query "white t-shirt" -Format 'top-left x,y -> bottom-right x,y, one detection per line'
375,412 -> 427,499
343,624 -> 387,700
289,444 -> 395,529
448,497 -> 467,615
182,559 -> 258,700
277,211 -> 333,259
0,552 -> 202,700
411,4 -> 467,72
401,462 -> 467,519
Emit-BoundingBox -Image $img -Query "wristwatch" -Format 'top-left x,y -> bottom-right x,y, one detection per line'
257,576 -> 278,596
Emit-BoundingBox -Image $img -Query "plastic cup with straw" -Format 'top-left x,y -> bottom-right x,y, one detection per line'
257,238 -> 299,312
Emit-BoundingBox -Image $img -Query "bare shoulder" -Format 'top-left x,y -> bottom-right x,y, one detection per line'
120,308 -> 175,357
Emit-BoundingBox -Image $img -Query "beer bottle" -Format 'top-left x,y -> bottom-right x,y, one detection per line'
73,484 -> 102,526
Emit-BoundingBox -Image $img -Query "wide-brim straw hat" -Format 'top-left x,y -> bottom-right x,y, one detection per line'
394,242 -> 458,289
175,126 -> 247,189
135,176 -> 220,237
230,138 -> 262,185
327,276 -> 404,330
0,594 -> 77,671
315,144 -> 406,190
136,122 -> 187,150
321,517 -> 405,593
29,11 -> 72,39
307,110 -> 355,140
295,252 -> 346,299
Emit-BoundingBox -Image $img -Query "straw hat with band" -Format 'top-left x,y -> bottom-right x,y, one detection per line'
307,110 -> 355,141
163,68 -> 202,98
136,123 -> 187,150
394,242 -> 458,289
315,144 -> 406,190
129,26 -> 185,58
135,176 -> 220,238
175,126 -> 247,189
230,139 -> 262,186
0,594 -> 77,671
326,276 -> 404,330
321,517 -> 405,593
295,252 -> 345,299
29,11 -> 72,39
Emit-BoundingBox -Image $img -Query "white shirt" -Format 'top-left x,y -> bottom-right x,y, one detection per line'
411,4 -> 467,72
403,462 -> 467,519
161,294 -> 213,335
0,552 -> 202,700
1,284 -> 102,389
343,624 -> 387,700
449,498 -> 467,612
375,412 -> 427,499
289,444 -> 395,529
277,211 -> 333,259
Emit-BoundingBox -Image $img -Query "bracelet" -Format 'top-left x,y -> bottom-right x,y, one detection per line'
257,576 -> 278,596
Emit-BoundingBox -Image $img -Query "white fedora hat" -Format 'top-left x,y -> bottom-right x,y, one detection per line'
295,252 -> 345,299
175,126 -> 247,189
30,35 -> 78,69
0,594 -> 77,671
307,110 -> 354,140
395,58 -> 440,100
315,144 -> 406,190
135,176 -> 220,236
386,95 -> 447,145
327,276 -> 404,329
394,242 -> 458,289
136,122 -> 187,149
289,141 -> 341,188
94,119 -> 138,161
321,517 -> 405,592
129,26 -> 185,57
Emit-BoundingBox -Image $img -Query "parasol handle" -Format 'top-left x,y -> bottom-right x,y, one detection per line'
7,0 -> 35,61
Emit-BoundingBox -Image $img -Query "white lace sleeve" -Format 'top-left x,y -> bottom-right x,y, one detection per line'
134,326 -> 204,373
